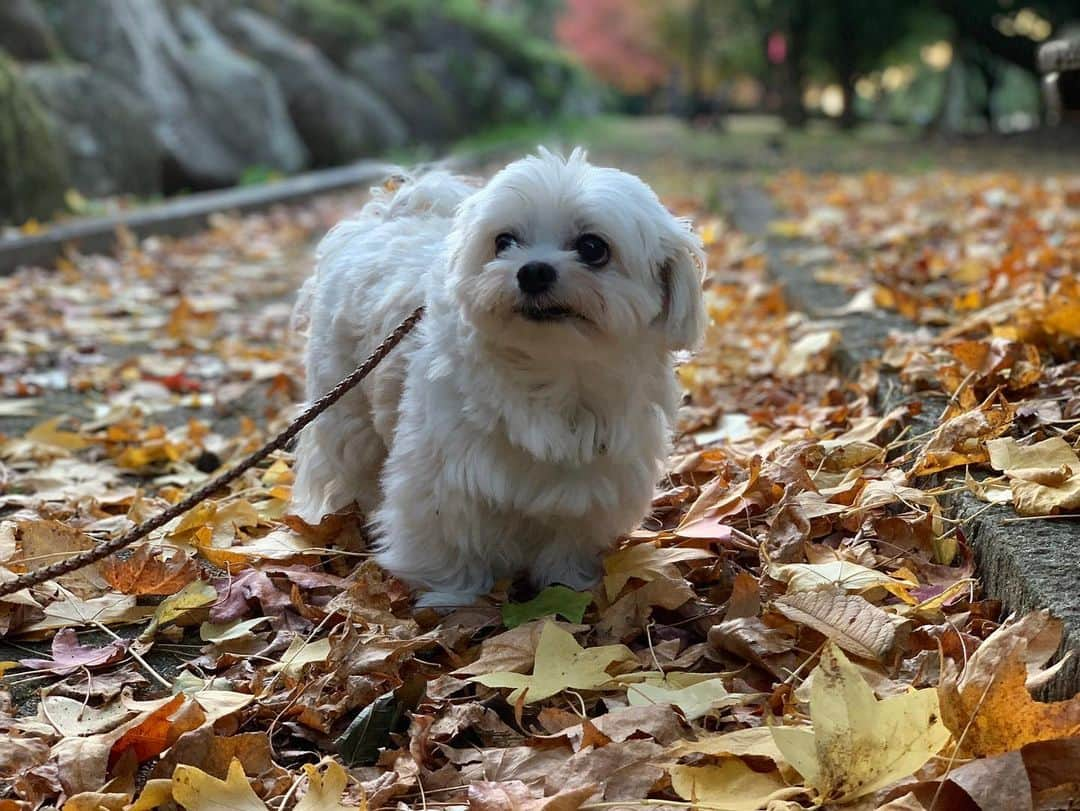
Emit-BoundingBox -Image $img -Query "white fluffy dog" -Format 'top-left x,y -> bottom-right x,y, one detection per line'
291,149 -> 705,606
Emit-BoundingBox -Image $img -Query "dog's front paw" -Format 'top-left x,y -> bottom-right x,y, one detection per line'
530,546 -> 602,592
414,589 -> 485,610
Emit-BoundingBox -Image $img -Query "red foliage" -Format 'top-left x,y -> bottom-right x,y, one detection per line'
556,0 -> 670,94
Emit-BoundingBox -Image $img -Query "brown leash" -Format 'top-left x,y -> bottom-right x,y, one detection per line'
0,306 -> 425,599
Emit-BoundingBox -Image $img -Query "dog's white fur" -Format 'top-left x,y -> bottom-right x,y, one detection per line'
291,149 -> 705,606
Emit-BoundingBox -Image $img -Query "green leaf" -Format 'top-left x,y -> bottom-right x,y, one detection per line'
501,586 -> 592,628
335,692 -> 402,766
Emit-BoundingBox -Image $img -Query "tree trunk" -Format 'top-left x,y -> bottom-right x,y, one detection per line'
685,0 -> 709,118
779,4 -> 809,128
839,70 -> 858,129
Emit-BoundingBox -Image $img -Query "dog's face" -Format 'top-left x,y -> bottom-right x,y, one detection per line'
446,149 -> 706,355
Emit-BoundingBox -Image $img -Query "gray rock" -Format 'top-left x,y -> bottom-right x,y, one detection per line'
346,44 -> 459,143
0,0 -> 60,61
172,6 -> 308,176
46,0 -> 306,187
24,64 -> 162,199
217,9 -> 406,165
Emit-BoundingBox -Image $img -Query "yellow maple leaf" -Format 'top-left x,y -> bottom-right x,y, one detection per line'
770,643 -> 951,803
939,610 -> 1080,757
669,759 -> 804,810
128,780 -> 174,811
171,759 -> 267,811
295,760 -> 357,811
469,622 -> 637,704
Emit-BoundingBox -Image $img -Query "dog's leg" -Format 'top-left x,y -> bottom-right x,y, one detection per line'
372,519 -> 496,608
291,344 -> 388,522
529,532 -> 606,592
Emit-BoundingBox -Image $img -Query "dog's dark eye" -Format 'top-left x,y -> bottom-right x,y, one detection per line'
575,234 -> 609,267
495,232 -> 517,255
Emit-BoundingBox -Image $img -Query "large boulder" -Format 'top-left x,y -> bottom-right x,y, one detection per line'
0,52 -> 68,224
216,9 -> 406,165
0,0 -> 60,61
346,44 -> 463,143
24,64 -> 162,199
44,0 -> 307,188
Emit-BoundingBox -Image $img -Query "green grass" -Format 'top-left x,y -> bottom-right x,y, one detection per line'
450,114 -> 1080,187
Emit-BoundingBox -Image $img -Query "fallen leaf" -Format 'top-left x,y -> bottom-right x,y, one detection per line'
469,622 -> 637,704
772,590 -> 902,661
171,759 -> 268,811
602,542 -> 713,600
502,586 -> 592,629
467,780 -> 597,811
939,611 -> 1080,756
101,547 -> 198,596
19,628 -> 128,675
625,676 -> 744,720
770,643 -> 950,803
670,759 -> 802,809
140,580 -> 217,639
268,637 -> 332,679
293,760 -> 352,811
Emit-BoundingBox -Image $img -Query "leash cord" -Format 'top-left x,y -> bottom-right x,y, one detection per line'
0,306 -> 425,598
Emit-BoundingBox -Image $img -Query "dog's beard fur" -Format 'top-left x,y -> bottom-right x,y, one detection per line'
291,148 -> 706,606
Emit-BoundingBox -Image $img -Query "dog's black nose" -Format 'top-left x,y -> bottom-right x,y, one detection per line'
517,261 -> 557,295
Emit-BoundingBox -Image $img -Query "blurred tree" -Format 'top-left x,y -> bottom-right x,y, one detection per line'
657,0 -> 763,119
742,0 -> 811,126
805,0 -> 924,129
555,0 -> 669,96
934,0 -> 1071,76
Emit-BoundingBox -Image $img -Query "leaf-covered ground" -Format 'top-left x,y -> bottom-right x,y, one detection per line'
1,156 -> 1079,811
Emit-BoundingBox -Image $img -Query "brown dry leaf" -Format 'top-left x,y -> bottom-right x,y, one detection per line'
680,456 -> 763,526
101,547 -> 198,596
6,519 -> 104,597
772,590 -> 901,661
911,392 -> 1014,476
453,620 -> 588,677
601,541 -> 713,600
19,592 -> 153,636
944,750 -> 1034,811
707,616 -> 797,676
467,780 -> 597,811
595,575 -> 694,642
110,694 -> 205,767
544,740 -> 664,801
939,611 -> 1080,756
987,436 -> 1080,514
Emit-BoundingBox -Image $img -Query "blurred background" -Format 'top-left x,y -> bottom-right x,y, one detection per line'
2,0 -> 1078,227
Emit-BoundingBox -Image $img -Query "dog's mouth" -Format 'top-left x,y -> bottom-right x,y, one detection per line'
516,305 -> 576,323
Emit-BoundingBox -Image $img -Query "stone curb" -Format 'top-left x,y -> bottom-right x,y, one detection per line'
729,185 -> 1080,700
0,160 -> 400,275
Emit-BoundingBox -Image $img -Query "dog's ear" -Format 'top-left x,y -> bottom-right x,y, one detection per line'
656,218 -> 707,351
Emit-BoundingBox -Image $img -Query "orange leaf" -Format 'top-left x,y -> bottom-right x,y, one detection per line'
101,547 -> 198,596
